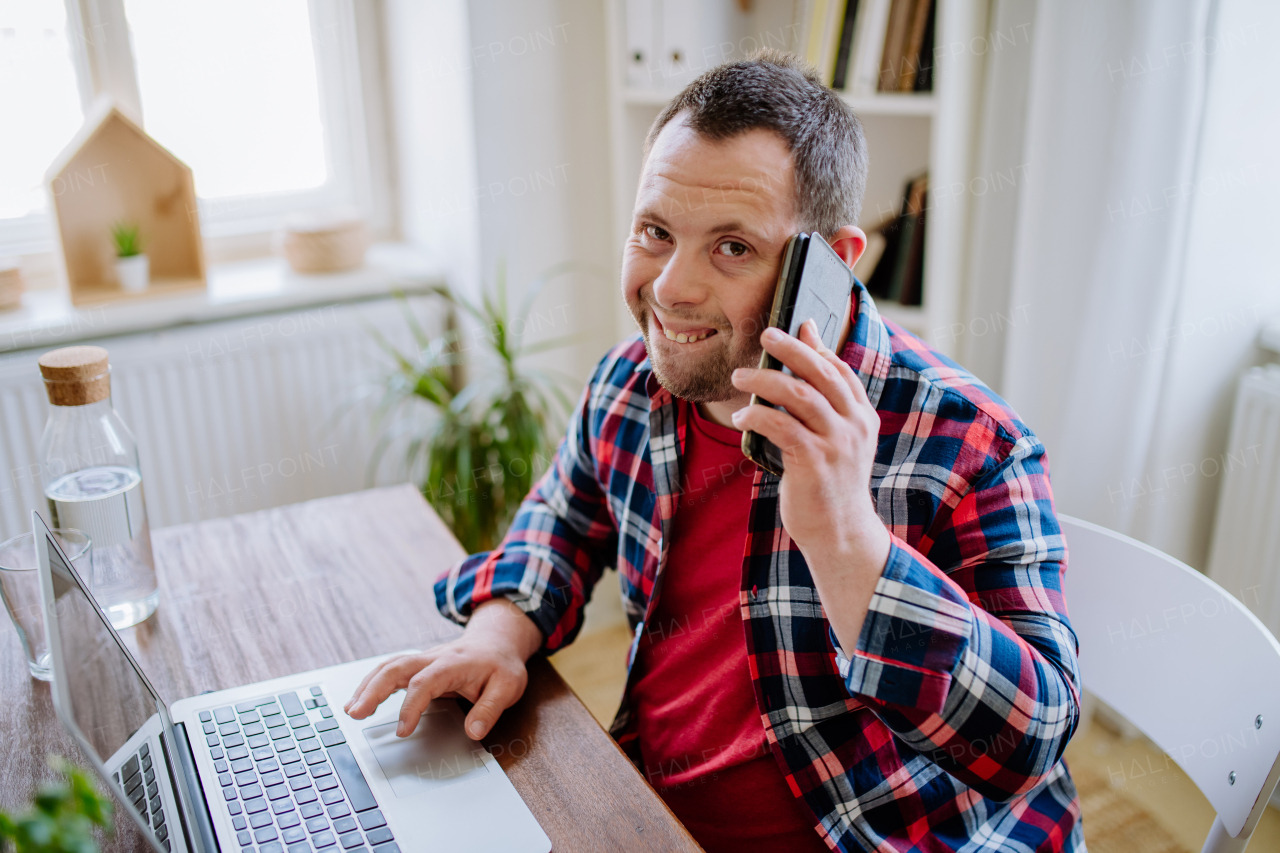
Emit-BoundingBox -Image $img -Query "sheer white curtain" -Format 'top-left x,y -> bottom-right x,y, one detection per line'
971,0 -> 1280,567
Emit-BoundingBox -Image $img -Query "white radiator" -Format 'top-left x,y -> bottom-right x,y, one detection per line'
0,296 -> 442,543
1206,364 -> 1280,638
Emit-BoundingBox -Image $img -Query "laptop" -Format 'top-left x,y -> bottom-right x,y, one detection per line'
33,512 -> 551,853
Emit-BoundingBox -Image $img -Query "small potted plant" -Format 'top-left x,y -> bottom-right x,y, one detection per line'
110,221 -> 148,292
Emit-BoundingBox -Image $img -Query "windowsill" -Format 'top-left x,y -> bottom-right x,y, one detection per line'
0,242 -> 445,355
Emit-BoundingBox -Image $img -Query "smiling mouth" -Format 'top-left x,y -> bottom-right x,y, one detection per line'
652,311 -> 718,344
663,328 -> 716,343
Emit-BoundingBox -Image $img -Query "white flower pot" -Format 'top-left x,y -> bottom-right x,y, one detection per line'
115,254 -> 149,292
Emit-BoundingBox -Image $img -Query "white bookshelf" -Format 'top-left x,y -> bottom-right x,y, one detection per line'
604,0 -> 989,357
842,92 -> 937,116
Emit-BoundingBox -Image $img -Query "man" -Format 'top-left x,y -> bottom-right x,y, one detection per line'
346,50 -> 1082,852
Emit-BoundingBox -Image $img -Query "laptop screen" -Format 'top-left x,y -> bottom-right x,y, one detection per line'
45,528 -> 163,767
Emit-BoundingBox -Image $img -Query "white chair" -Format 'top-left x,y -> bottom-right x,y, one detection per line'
1062,515 -> 1280,853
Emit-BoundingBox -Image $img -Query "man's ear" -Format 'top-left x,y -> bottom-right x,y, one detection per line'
828,225 -> 868,269
825,225 -> 868,354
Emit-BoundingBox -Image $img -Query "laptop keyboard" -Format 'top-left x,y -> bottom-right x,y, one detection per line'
200,686 -> 400,853
111,740 -> 171,851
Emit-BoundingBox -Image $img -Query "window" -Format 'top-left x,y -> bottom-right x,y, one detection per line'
0,0 -> 86,251
0,0 -> 388,256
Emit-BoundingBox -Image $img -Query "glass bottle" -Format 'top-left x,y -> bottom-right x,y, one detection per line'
37,345 -> 158,628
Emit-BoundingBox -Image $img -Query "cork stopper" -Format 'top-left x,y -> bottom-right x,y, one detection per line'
39,346 -> 111,406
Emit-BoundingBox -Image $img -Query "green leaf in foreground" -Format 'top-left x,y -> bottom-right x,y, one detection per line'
0,757 -> 114,853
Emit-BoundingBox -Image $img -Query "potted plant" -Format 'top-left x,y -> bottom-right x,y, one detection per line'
0,757 -> 114,852
110,221 -> 147,292
364,263 -> 586,553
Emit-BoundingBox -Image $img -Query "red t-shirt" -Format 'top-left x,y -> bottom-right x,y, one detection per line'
630,398 -> 828,853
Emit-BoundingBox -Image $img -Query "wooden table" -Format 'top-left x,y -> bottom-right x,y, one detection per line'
0,485 -> 700,852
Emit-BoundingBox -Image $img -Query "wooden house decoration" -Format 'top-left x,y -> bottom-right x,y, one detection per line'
46,97 -> 206,305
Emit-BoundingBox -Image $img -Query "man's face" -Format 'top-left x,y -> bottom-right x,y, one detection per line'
622,116 -> 800,403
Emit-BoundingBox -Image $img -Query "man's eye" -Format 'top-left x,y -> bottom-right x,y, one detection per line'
716,240 -> 748,257
643,224 -> 670,241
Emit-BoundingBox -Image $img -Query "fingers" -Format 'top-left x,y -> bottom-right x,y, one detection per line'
345,635 -> 531,741
345,660 -> 386,715
462,669 -> 526,741
732,317 -> 880,462
345,653 -> 433,719
731,402 -> 810,468
797,315 -> 829,354
800,318 -> 872,408
396,663 -> 457,737
797,318 -> 870,409
748,321 -> 858,421
397,658 -> 525,740
732,366 -> 839,437
794,318 -> 879,439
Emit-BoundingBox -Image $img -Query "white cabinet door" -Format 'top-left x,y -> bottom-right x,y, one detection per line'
624,0 -> 747,93
624,0 -> 657,88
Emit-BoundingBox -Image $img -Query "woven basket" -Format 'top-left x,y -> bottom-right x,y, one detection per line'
278,214 -> 369,274
0,259 -> 25,311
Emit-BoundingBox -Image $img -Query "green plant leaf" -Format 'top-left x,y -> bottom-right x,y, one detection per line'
109,220 -> 143,258
0,758 -> 114,853
361,317 -> 416,375
445,287 -> 488,328
389,290 -> 438,352
363,263 -> 583,555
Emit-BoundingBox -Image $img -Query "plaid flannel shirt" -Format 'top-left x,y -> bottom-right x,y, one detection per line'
436,281 -> 1084,852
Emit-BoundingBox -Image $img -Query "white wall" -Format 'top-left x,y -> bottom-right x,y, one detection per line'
465,0 -> 620,384
467,1 -> 627,634
960,0 -> 1280,570
957,0 -> 1036,392
382,0 -> 483,302
383,0 -> 621,381
1129,0 -> 1280,563
388,0 -> 626,633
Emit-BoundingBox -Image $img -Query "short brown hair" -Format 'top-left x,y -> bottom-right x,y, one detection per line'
644,49 -> 868,239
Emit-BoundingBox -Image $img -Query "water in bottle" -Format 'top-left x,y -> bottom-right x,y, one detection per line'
38,346 -> 158,628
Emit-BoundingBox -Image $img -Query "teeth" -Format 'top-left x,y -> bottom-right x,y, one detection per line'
663,328 -> 714,343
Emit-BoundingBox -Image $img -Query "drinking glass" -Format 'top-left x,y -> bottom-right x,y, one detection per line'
0,528 -> 91,680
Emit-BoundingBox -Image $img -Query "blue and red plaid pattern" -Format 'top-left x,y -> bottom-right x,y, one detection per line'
436,281 -> 1084,852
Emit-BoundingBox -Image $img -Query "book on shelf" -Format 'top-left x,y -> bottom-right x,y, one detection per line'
897,0 -> 935,91
852,228 -> 886,283
830,0 -> 860,89
819,0 -> 852,84
863,172 -> 927,307
895,179 -> 927,305
796,0 -> 935,95
912,0 -> 937,91
794,0 -> 851,86
877,0 -> 914,91
795,0 -> 823,67
847,0 -> 891,95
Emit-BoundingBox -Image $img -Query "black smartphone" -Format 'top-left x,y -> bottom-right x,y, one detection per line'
741,232 -> 855,476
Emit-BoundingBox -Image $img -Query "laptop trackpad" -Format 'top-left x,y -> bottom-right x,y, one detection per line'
362,702 -> 490,797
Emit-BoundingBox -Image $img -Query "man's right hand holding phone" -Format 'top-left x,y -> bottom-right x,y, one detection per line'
343,597 -> 544,740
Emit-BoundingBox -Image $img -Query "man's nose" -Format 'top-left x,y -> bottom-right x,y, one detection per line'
651,245 -> 707,309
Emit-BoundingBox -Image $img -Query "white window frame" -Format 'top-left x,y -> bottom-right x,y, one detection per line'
0,0 -> 395,257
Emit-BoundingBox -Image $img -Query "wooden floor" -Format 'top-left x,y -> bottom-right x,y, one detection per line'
548,623 -> 634,726
549,624 -> 1280,852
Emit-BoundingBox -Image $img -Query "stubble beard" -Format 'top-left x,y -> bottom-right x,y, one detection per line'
628,298 -> 767,403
